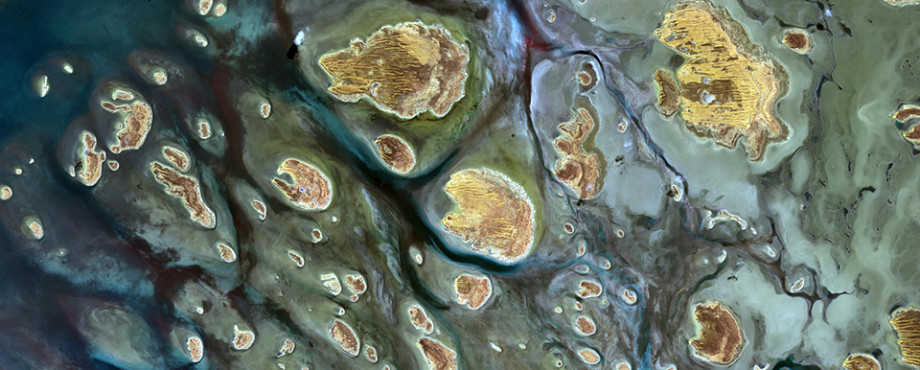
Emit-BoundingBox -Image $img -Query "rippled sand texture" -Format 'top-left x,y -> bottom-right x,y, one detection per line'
654,0 -> 787,160
2,0 -> 920,368
318,21 -> 470,120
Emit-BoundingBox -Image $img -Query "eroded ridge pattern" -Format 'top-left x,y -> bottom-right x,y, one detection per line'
654,0 -> 787,160
2,0 -> 920,369
318,21 -> 470,120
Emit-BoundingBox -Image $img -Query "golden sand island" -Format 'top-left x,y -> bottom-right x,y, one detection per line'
842,353 -> 881,370
374,134 -> 416,174
318,21 -> 469,120
890,307 -> 920,366
689,301 -> 745,365
654,0 -> 787,160
441,168 -> 536,263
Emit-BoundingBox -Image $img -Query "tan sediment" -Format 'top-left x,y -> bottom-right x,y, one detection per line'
329,320 -> 360,357
689,301 -> 745,365
416,338 -> 457,370
232,325 -> 255,351
781,28 -> 813,54
904,124 -> 920,146
552,102 -> 604,199
150,161 -> 216,229
576,63 -> 597,91
365,345 -> 378,363
186,336 -> 204,363
111,89 -> 135,101
105,100 -> 153,154
321,273 -> 342,296
621,288 -> 638,305
409,304 -> 434,334
654,69 -> 680,117
441,168 -> 536,263
277,338 -> 295,358
312,228 -> 323,242
454,274 -> 492,310
894,104 -> 920,123
251,200 -> 267,220
576,280 -> 602,298
891,307 -> 920,367
578,348 -> 601,365
574,315 -> 596,336
189,31 -> 208,48
215,242 -> 236,263
287,250 -> 305,267
375,134 -> 416,174
842,353 -> 880,370
162,146 -> 191,172
24,217 -> 44,240
271,158 -> 333,211
152,69 -> 168,85
654,0 -> 787,160
197,0 -> 213,15
76,132 -> 106,186
345,274 -> 367,295
197,119 -> 212,139
318,21 -> 469,119
576,72 -> 591,87
259,101 -> 272,119
213,2 -> 226,17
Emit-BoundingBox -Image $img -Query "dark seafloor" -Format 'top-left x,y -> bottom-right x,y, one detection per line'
1,0 -> 920,369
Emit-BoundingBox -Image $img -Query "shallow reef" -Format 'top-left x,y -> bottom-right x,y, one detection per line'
3,0 -> 920,368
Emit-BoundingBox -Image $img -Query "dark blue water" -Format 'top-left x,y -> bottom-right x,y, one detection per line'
0,1 -> 189,134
